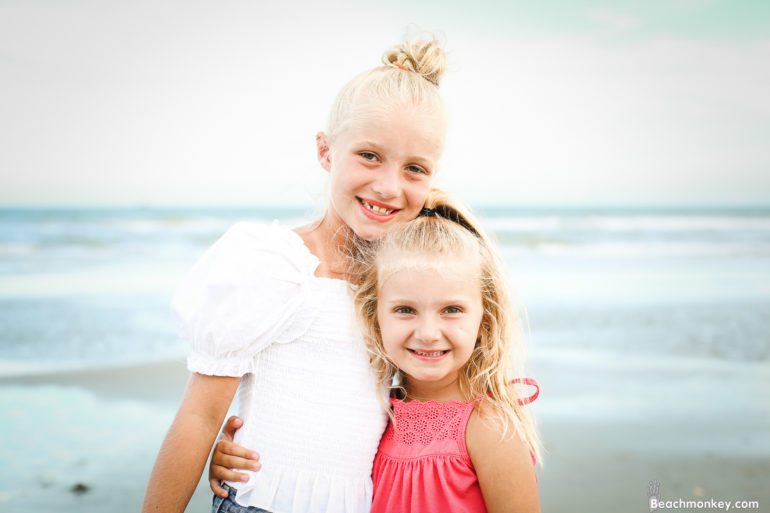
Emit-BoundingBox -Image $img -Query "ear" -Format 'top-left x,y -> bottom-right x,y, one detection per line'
316,131 -> 331,172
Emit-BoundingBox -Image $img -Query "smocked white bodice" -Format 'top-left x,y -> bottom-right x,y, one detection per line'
172,221 -> 387,513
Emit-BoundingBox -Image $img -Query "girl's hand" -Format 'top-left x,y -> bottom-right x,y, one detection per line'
209,416 -> 262,497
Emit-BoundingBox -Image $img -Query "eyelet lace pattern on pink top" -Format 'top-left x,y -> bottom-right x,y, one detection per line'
381,399 -> 468,447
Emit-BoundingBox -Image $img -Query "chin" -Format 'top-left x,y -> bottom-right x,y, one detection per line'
414,373 -> 448,383
350,223 -> 390,242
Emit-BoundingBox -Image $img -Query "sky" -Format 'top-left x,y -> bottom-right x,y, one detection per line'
0,0 -> 769,207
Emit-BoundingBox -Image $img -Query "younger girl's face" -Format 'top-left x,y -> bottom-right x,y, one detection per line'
319,108 -> 443,241
376,259 -> 483,398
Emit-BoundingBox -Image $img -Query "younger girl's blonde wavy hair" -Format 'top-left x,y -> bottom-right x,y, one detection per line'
351,189 -> 542,462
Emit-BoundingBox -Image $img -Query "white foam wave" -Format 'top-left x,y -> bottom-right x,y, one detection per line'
108,217 -> 232,234
485,214 -> 770,233
0,243 -> 38,256
504,241 -> 770,258
590,215 -> 770,232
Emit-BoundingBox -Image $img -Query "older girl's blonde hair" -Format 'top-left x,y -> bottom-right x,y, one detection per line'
351,189 -> 542,463
326,32 -> 449,147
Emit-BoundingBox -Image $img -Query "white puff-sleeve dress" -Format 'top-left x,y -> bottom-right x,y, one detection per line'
171,221 -> 388,513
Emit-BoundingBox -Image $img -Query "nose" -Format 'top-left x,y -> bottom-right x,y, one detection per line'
414,315 -> 441,345
371,165 -> 400,199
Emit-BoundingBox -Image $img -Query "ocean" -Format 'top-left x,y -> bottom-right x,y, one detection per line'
2,205 -> 768,367
1,205 -> 768,511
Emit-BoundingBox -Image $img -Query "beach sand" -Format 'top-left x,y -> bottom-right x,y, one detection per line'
1,355 -> 767,512
0,359 -> 191,402
0,359 -> 218,512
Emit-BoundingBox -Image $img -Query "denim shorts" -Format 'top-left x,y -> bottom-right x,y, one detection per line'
211,484 -> 273,513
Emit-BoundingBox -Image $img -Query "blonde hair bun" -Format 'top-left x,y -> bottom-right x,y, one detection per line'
383,34 -> 448,87
326,31 -> 448,145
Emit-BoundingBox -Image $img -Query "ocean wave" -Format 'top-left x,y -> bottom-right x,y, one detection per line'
485,214 -> 770,232
528,301 -> 770,363
502,241 -> 770,259
577,215 -> 770,232
105,217 -> 233,234
0,242 -> 38,256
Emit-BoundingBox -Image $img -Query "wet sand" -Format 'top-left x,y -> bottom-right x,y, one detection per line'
0,359 -> 191,402
1,356 -> 767,512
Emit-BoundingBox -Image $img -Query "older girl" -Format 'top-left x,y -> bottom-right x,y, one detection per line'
142,35 -> 449,513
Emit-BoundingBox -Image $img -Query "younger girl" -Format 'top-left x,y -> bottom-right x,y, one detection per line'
353,191 -> 542,512
212,192 -> 543,512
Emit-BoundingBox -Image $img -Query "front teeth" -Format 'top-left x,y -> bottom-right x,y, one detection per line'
413,350 -> 445,357
361,200 -> 394,215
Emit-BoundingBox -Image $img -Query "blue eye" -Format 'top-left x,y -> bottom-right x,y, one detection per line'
394,306 -> 414,314
444,306 -> 462,314
360,152 -> 379,161
407,165 -> 427,174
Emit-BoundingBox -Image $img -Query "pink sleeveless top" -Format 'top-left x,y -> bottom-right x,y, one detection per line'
370,380 -> 539,513
370,398 -> 485,513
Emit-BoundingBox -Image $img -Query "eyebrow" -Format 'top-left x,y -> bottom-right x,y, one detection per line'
383,298 -> 473,306
354,141 -> 436,168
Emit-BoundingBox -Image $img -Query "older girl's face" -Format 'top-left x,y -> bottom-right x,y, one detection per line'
317,109 -> 443,241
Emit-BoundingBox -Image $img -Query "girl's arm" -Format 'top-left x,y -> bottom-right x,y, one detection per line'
208,416 -> 262,497
466,403 -> 540,513
142,373 -> 240,513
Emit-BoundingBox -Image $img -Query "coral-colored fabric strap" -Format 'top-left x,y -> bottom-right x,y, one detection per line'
512,378 -> 540,405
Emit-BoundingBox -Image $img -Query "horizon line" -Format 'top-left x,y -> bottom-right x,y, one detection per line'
2,201 -> 770,211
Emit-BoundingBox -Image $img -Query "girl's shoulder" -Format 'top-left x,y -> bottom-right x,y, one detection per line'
172,221 -> 326,375
173,220 -> 321,313
465,399 -> 534,467
466,398 -> 503,436
214,220 -> 319,274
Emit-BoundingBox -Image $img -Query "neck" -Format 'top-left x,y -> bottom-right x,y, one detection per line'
403,375 -> 467,403
296,211 -> 351,280
316,212 -> 351,250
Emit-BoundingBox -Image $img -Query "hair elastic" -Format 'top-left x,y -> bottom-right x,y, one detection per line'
512,378 -> 540,405
478,378 -> 540,405
418,206 -> 480,237
388,61 -> 438,86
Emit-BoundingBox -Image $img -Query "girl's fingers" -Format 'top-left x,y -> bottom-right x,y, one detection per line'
220,416 -> 243,442
208,418 -> 255,497
210,466 -> 251,485
213,440 -> 260,462
216,454 -> 261,472
209,477 -> 228,498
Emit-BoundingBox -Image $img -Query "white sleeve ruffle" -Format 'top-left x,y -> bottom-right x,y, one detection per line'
171,221 -> 320,377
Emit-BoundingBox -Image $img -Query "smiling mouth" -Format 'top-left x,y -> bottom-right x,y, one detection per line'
408,349 -> 450,357
358,198 -> 398,216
